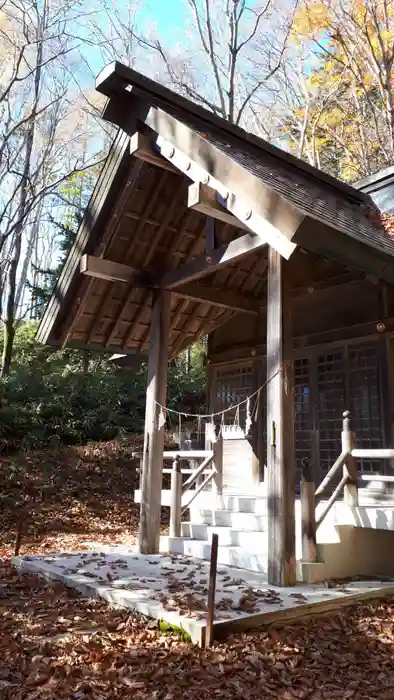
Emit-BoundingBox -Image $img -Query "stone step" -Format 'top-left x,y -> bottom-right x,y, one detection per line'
216,495 -> 268,513
190,509 -> 268,529
161,536 -> 268,573
181,523 -> 269,549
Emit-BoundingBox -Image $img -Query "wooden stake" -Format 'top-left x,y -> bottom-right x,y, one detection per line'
14,518 -> 23,557
205,533 -> 219,648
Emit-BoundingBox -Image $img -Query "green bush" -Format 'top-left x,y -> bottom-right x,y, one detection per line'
0,321 -> 207,452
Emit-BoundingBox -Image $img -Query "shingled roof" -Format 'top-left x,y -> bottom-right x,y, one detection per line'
37,62 -> 394,358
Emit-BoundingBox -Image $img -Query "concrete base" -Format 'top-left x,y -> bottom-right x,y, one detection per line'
297,561 -> 326,584
12,548 -> 394,646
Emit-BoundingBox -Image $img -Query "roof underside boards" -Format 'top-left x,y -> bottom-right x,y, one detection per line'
37,148 -> 269,357
37,62 -> 394,355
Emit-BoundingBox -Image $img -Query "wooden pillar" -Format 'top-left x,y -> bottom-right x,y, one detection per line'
341,410 -> 358,506
138,289 -> 170,554
266,246 -> 296,586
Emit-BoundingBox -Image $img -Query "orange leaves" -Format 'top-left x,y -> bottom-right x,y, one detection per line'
363,205 -> 394,240
2,553 -> 394,699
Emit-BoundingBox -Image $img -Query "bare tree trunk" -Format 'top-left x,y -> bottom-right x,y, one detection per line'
1,1 -> 46,377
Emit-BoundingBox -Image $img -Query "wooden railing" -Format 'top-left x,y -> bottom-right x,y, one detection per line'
133,434 -> 223,539
301,409 -> 393,564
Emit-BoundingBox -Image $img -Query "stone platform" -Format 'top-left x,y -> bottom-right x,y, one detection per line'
13,547 -> 394,646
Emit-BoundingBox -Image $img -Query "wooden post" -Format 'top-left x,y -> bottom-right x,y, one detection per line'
212,435 -> 223,496
266,247 -> 296,587
300,459 -> 317,562
342,410 -> 358,505
138,289 -> 170,554
169,457 -> 182,538
205,533 -> 219,648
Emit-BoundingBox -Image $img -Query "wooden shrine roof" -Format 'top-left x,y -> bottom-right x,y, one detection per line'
37,62 -> 394,358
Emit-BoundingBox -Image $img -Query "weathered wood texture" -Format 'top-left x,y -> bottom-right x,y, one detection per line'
341,411 -> 359,506
300,476 -> 317,563
266,247 -> 296,587
205,533 -> 219,648
139,289 -> 170,553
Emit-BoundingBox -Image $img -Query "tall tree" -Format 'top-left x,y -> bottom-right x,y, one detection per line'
94,0 -> 298,134
276,0 -> 394,180
0,0 -> 104,376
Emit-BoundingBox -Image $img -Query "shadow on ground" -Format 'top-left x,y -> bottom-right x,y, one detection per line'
1,558 -> 394,699
0,439 -> 169,555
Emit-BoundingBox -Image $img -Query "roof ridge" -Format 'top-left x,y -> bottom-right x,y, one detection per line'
96,61 -> 368,206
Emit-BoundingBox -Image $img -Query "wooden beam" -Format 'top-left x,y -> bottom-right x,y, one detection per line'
161,232 -> 266,289
266,247 -> 296,586
80,255 -> 137,283
173,282 -> 259,314
130,131 -> 179,174
188,183 -> 250,231
205,217 -> 215,254
188,182 -> 298,259
140,110 -> 303,257
138,289 -> 170,554
128,119 -> 302,260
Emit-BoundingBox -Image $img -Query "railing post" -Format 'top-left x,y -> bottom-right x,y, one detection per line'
169,456 -> 182,538
341,410 -> 358,506
300,459 -> 317,562
212,435 -> 223,496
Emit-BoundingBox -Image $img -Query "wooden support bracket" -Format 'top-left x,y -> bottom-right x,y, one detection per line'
130,132 -> 179,173
80,255 -> 137,283
173,282 -> 259,314
161,232 -> 266,289
188,183 -> 250,231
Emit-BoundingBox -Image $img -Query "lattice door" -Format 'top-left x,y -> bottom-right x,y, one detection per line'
214,363 -> 253,426
317,351 -> 346,481
348,345 -> 383,472
294,357 -> 312,481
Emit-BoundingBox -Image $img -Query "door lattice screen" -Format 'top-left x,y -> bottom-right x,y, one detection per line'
294,343 -> 384,483
349,345 -> 382,472
215,363 -> 253,426
213,341 -> 385,485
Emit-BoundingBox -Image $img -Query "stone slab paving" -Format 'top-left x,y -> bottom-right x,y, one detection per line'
13,547 -> 394,645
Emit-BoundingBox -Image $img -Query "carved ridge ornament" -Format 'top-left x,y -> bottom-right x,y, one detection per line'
136,132 -> 300,260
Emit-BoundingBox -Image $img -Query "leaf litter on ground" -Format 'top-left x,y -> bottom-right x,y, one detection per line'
2,440 -> 394,698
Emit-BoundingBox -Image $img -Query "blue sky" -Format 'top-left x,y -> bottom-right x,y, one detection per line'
142,0 -> 187,33
79,0 -> 189,80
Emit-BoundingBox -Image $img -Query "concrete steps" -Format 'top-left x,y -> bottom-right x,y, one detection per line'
190,509 -> 268,529
161,495 -> 270,573
181,522 -> 268,549
161,535 -> 268,573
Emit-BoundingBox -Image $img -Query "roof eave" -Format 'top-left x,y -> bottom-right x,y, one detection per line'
95,62 -> 367,205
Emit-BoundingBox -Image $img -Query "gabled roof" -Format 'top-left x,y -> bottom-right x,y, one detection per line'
37,62 -> 394,357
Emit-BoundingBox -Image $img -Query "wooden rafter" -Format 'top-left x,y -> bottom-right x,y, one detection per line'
161,232 -> 267,289
101,170 -> 169,346
173,282 -> 259,314
205,217 -> 215,254
60,156 -> 144,347
172,267 -> 234,356
136,213 -> 206,353
119,187 -> 185,349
